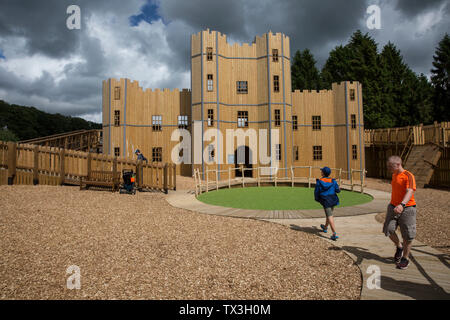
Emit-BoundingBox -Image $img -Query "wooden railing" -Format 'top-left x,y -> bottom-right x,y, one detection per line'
365,122 -> 450,148
193,166 -> 366,196
0,141 -> 176,193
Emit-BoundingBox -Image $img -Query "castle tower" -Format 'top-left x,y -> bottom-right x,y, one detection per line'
191,29 -> 292,179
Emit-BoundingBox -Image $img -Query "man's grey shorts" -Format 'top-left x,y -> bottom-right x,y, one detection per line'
383,204 -> 417,241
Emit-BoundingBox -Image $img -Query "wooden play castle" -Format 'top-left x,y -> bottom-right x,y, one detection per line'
102,29 -> 365,179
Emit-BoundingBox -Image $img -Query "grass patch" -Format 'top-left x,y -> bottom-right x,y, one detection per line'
197,186 -> 373,210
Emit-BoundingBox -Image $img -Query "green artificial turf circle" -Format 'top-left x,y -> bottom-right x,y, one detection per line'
197,186 -> 373,210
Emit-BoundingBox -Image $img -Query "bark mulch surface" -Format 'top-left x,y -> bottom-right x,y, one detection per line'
0,185 -> 361,300
366,178 -> 450,255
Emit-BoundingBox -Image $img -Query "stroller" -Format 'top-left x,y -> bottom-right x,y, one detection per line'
119,169 -> 136,194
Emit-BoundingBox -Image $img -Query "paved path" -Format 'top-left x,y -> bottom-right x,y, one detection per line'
166,187 -> 450,300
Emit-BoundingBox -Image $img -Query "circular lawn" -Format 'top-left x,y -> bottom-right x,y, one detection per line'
197,186 -> 373,210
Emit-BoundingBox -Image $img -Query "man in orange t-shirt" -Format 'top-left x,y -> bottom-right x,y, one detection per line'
382,155 -> 417,270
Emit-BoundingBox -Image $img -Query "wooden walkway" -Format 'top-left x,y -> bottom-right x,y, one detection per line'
166,187 -> 450,300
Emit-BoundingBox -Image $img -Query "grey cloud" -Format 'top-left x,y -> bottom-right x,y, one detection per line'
395,0 -> 449,17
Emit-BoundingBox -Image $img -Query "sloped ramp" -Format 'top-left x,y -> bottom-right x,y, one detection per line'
405,143 -> 442,188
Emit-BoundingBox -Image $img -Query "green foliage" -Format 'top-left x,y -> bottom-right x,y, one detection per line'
0,127 -> 19,142
0,100 -> 101,141
291,49 -> 322,91
318,30 -> 438,129
431,33 -> 450,122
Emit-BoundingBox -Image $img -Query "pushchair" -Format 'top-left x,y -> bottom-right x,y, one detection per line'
119,169 -> 136,194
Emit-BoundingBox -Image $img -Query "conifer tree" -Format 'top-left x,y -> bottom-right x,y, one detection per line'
291,49 -> 322,91
431,33 -> 450,121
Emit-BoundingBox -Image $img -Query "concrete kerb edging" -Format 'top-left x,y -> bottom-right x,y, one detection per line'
165,186 -> 389,220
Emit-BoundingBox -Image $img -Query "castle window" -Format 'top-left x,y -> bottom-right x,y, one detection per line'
114,87 -> 120,100
273,75 -> 280,92
114,110 -> 120,126
276,144 -> 281,161
272,49 -> 279,62
152,115 -> 162,131
351,114 -> 357,129
152,147 -> 162,162
206,47 -> 213,61
274,109 -> 281,126
207,74 -> 213,91
292,115 -> 298,130
312,116 -> 321,130
237,81 -> 248,94
208,144 -> 215,162
313,146 -> 323,160
350,89 -> 355,101
352,145 -> 358,160
237,111 -> 248,128
294,146 -> 299,161
178,115 -> 188,129
114,147 -> 120,157
207,109 -> 214,126
275,109 -> 281,126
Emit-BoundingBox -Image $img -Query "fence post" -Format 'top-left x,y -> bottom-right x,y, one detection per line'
361,170 -> 365,194
193,170 -> 198,196
197,169 -> 202,194
173,164 -> 176,191
240,165 -> 244,187
291,166 -> 294,187
339,168 -> 342,186
206,169 -> 209,192
87,152 -> 92,181
136,160 -> 142,188
113,157 -> 118,192
163,163 -> 168,194
33,145 -> 39,185
434,121 -> 439,144
228,167 -> 231,188
257,167 -> 260,187
308,166 -> 312,188
59,148 -> 65,185
216,169 -> 219,191
7,142 -> 16,185
350,168 -> 354,191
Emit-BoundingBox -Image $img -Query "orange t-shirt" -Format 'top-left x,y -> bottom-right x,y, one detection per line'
391,170 -> 416,206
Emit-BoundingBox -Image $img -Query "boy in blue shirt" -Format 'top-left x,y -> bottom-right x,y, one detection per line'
314,167 -> 340,241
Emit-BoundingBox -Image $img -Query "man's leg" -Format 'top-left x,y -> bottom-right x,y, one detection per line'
389,232 -> 402,248
399,206 -> 417,260
402,240 -> 413,259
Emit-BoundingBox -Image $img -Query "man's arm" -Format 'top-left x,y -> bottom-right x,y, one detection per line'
394,188 -> 414,214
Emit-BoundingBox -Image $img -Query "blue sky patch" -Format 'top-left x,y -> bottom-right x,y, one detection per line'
129,0 -> 167,26
0,50 -> 5,60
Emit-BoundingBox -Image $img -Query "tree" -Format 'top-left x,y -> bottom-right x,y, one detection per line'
431,33 -> 450,122
291,49 -> 322,91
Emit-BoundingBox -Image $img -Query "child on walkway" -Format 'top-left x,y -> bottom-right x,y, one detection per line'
314,167 -> 341,241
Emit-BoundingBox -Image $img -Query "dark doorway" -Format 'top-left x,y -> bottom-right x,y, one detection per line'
235,146 -> 253,177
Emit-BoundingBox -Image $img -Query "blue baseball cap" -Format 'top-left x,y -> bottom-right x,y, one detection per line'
321,166 -> 331,177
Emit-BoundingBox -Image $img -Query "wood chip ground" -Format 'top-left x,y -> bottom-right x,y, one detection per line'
0,183 -> 361,300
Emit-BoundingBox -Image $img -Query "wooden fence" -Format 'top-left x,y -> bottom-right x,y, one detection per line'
364,121 -> 450,147
364,122 -> 450,187
193,165 -> 366,196
0,141 -> 176,193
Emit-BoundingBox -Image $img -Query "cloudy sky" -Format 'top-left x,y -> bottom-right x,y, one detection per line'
0,0 -> 448,123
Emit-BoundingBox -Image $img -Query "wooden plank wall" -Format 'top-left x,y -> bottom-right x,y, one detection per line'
0,141 -> 176,191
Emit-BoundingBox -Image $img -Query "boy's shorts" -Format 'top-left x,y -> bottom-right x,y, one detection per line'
383,204 -> 417,241
324,207 -> 334,217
